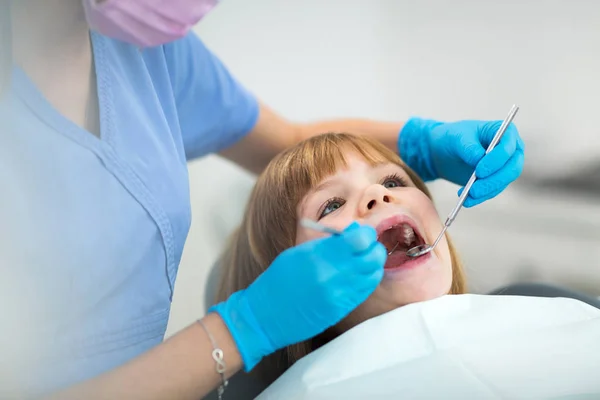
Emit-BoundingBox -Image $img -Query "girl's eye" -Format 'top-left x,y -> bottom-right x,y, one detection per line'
319,197 -> 345,219
381,173 -> 408,189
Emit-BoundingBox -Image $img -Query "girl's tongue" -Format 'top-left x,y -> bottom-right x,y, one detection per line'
385,251 -> 413,269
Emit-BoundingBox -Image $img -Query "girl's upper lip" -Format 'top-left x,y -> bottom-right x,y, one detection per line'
374,213 -> 424,239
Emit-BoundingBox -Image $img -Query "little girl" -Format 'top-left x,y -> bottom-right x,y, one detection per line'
215,132 -> 467,385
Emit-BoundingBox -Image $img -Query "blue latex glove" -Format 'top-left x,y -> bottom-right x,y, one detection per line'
209,222 -> 386,371
398,118 -> 525,207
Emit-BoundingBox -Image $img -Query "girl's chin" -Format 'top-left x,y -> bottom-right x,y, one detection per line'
378,283 -> 452,308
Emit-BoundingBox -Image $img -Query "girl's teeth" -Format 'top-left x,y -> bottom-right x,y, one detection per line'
402,224 -> 415,246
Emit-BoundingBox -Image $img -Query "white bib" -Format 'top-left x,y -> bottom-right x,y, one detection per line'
259,294 -> 600,399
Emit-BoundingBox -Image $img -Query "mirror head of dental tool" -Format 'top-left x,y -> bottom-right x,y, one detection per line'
406,104 -> 520,259
406,243 -> 434,258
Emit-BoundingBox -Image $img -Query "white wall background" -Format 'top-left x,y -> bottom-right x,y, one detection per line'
166,0 -> 600,336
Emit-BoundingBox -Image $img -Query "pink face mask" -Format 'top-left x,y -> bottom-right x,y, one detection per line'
82,0 -> 219,48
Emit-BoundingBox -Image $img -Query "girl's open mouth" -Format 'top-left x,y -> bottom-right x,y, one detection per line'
377,219 -> 429,270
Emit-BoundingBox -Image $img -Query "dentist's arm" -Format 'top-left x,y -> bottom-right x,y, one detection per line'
220,102 -> 524,208
219,102 -> 403,175
46,223 -> 386,400
46,314 -> 242,400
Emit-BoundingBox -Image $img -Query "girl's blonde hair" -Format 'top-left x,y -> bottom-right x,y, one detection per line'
215,132 -> 466,384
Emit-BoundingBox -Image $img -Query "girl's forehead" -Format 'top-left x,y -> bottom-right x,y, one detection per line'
307,149 -> 397,179
313,156 -> 401,183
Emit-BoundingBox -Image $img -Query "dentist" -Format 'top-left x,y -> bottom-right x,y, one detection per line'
0,0 -> 524,398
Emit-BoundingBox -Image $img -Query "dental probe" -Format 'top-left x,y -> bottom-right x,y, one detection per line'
299,219 -> 398,256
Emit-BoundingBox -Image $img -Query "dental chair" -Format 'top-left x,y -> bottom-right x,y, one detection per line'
489,282 -> 600,309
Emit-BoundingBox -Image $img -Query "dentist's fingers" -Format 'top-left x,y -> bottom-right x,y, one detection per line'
458,148 -> 524,207
340,222 -> 378,254
475,122 -> 519,179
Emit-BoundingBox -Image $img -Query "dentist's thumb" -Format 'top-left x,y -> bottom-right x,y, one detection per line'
341,222 -> 379,253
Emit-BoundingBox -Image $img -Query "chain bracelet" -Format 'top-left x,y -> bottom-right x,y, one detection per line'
198,319 -> 229,400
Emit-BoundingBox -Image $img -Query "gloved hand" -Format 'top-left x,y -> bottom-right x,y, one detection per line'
398,118 -> 525,207
209,222 -> 386,371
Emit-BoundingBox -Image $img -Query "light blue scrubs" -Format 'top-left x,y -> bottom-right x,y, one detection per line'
0,31 -> 258,396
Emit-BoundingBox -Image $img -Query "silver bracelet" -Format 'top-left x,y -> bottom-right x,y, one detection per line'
197,319 -> 229,400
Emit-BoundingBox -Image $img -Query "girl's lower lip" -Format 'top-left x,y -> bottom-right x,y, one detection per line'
383,251 -> 432,276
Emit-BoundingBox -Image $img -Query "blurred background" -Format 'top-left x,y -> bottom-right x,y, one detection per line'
167,0 -> 600,336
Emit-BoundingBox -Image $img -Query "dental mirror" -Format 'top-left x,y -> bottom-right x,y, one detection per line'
407,104 -> 520,258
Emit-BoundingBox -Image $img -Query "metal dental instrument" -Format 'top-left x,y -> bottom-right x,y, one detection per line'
300,218 -> 398,256
300,218 -> 344,237
406,104 -> 520,258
